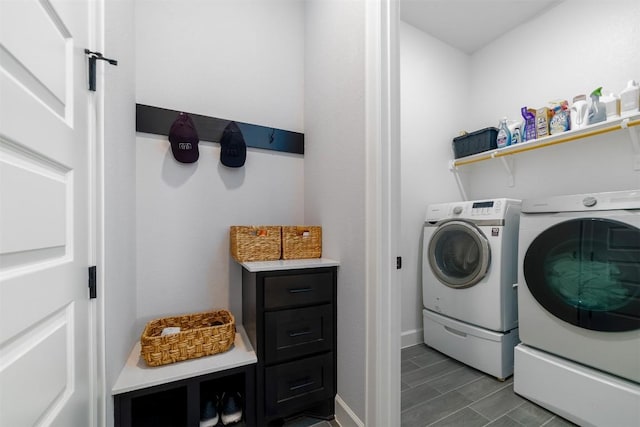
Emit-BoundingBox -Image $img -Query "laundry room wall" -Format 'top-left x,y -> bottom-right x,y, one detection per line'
400,21 -> 470,345
463,0 -> 640,200
134,0 -> 305,328
400,0 -> 640,342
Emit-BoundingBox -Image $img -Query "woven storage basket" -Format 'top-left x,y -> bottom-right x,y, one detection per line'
230,226 -> 281,262
282,226 -> 322,260
140,310 -> 235,367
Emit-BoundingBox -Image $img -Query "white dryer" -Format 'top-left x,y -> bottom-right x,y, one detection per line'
515,190 -> 640,426
422,198 -> 521,380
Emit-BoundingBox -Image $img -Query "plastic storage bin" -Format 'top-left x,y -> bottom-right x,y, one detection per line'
452,127 -> 498,159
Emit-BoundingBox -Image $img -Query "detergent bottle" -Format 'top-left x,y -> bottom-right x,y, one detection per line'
496,117 -> 511,148
587,87 -> 606,125
521,107 -> 536,142
619,80 -> 640,115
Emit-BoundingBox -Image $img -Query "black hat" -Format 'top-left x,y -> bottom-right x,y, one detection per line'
168,113 -> 199,163
220,121 -> 246,168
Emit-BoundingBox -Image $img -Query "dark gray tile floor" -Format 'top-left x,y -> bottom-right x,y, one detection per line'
401,344 -> 578,427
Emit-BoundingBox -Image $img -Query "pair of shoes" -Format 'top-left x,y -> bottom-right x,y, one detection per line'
220,392 -> 243,425
199,398 -> 219,427
200,392 -> 243,426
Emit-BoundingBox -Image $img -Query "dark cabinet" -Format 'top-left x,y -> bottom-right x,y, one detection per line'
242,265 -> 337,425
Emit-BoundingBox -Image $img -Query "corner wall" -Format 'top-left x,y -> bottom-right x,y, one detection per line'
134,0 -> 305,326
304,0 -> 368,421
102,0 -> 137,426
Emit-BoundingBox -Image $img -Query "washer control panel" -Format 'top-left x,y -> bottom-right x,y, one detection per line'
426,199 -> 519,222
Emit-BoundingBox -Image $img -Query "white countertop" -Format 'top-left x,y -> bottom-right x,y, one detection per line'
240,258 -> 340,272
112,325 -> 257,395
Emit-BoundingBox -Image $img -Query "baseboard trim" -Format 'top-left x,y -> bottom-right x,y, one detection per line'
334,394 -> 364,427
401,328 -> 423,348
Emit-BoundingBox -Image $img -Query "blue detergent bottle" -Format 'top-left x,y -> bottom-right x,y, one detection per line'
496,117 -> 511,148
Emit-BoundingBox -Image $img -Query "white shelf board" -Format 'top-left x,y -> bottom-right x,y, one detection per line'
452,112 -> 640,166
112,324 -> 257,395
240,258 -> 340,272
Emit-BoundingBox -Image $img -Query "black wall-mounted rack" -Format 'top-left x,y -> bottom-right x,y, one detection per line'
136,104 -> 304,155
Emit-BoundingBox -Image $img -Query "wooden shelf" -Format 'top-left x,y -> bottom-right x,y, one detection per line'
448,113 -> 640,198
451,113 -> 640,167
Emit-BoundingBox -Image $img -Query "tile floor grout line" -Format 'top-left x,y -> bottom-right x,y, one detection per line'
540,415 -> 560,426
502,412 -> 528,427
427,370 -> 485,394
403,359 -> 467,385
423,402 -> 491,427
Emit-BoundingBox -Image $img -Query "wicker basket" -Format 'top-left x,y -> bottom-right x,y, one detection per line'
282,226 -> 322,260
140,310 -> 235,367
230,226 -> 281,262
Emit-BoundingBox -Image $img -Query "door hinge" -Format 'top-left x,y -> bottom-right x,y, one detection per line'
88,266 -> 97,299
396,256 -> 402,269
84,49 -> 118,92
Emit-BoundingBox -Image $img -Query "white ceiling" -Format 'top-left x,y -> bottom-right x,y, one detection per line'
400,0 -> 561,54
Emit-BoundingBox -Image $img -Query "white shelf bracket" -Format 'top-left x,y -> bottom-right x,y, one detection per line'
449,159 -> 468,201
621,118 -> 640,170
491,152 -> 515,187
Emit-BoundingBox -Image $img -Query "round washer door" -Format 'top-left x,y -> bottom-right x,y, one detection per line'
523,218 -> 640,332
428,220 -> 490,288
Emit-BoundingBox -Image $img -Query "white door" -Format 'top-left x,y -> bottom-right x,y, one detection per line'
0,0 -> 93,425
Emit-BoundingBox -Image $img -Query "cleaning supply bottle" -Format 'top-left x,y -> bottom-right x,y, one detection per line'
587,87 -> 606,125
619,79 -> 640,115
508,120 -> 521,145
549,100 -> 570,135
570,95 -> 588,130
496,117 -> 511,148
521,107 -> 536,142
600,92 -> 620,119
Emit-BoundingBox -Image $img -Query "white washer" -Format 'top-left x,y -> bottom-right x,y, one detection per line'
422,198 -> 521,379
515,190 -> 640,426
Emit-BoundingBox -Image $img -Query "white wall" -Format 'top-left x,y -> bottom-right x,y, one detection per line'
102,1 -> 136,426
400,22 -> 470,345
134,0 -> 305,326
400,0 -> 640,340
464,0 -> 640,200
304,0 -> 368,421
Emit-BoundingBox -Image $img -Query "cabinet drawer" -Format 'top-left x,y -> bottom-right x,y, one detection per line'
264,352 -> 335,418
264,272 -> 333,310
265,304 -> 334,363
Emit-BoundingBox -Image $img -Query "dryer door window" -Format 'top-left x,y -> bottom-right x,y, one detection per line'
428,221 -> 490,289
523,218 -> 640,332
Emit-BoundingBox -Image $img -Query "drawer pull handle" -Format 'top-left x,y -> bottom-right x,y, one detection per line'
289,329 -> 312,338
288,287 -> 313,294
444,325 -> 467,338
289,380 -> 315,391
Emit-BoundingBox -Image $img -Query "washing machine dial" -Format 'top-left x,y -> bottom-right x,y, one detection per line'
453,206 -> 463,215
